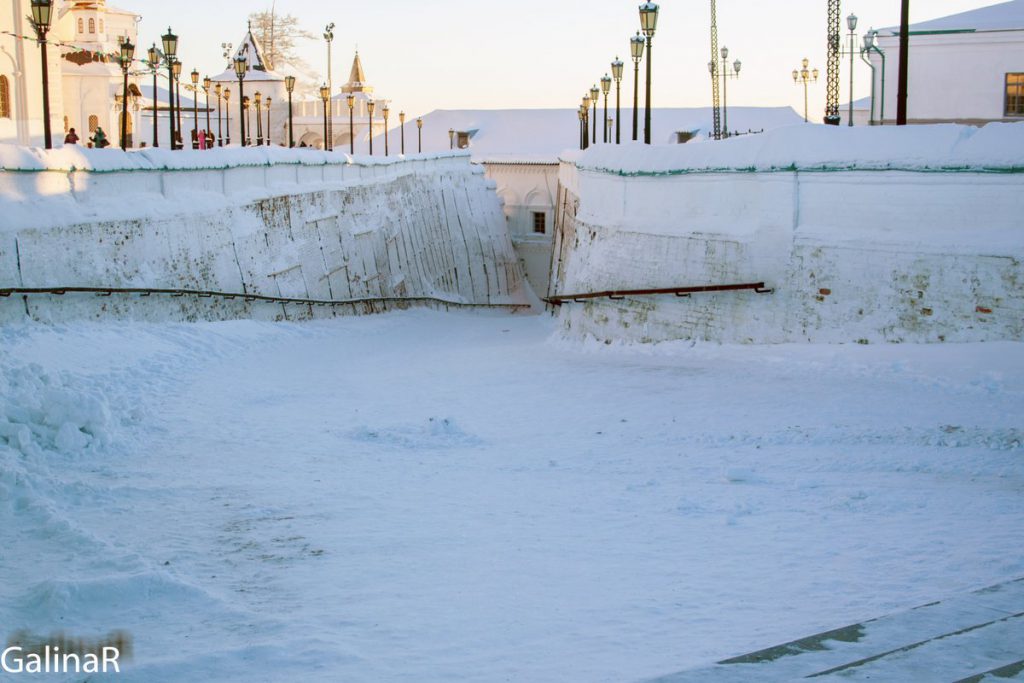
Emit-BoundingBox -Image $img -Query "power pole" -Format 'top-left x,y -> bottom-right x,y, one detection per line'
825,0 -> 842,125
710,0 -> 722,140
897,0 -> 910,125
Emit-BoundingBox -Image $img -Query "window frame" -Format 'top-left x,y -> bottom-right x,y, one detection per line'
532,211 -> 547,235
1006,73 -> 1024,118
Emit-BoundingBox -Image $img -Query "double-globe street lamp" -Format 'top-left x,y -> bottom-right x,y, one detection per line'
792,58 -> 819,123
161,27 -> 178,150
118,38 -> 134,151
639,1 -> 659,144
711,47 -> 741,138
233,55 -> 247,146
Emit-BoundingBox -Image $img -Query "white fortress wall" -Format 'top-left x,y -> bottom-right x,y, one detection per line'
551,124 -> 1024,344
0,147 -> 527,323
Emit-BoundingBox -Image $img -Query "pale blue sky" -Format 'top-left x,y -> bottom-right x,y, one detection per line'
128,0 -> 999,118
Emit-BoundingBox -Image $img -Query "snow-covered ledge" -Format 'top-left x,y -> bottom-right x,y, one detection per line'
552,124 -> 1024,344
0,147 -> 526,324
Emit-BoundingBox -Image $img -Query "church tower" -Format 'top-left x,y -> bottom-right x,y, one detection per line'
341,52 -> 373,95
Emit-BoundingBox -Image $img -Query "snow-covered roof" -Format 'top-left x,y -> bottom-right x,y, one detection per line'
210,29 -> 284,83
881,0 -> 1024,34
376,107 -> 805,163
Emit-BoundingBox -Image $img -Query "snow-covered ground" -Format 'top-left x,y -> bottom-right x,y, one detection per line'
1,310 -> 1022,682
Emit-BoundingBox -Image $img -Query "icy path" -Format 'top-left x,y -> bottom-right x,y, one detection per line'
1,311 -> 1022,682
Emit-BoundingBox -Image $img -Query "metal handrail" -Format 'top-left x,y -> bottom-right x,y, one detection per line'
544,282 -> 773,306
0,286 -> 531,311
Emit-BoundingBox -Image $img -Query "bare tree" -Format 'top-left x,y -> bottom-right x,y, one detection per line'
247,7 -> 316,74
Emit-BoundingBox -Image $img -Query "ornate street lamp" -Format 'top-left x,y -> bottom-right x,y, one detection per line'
368,100 -> 376,155
265,97 -> 272,146
448,127 -> 454,150
161,27 -> 178,149
324,23 -> 335,150
630,32 -> 644,142
233,55 -> 247,146
202,76 -> 211,149
600,74 -> 612,143
346,93 -> 355,154
285,75 -> 296,147
215,83 -> 223,146
223,87 -> 231,145
29,0 -> 55,149
254,91 -> 263,146
792,58 -> 819,123
118,38 -> 135,150
382,103 -> 390,156
578,105 -> 585,150
847,13 -> 859,127
611,57 -> 624,144
639,1 -> 659,144
416,117 -> 423,153
190,68 -> 199,148
320,85 -> 330,150
399,111 -> 406,155
581,94 -> 591,150
243,95 -> 251,146
172,60 -> 183,148
147,44 -> 159,148
590,84 -> 599,144
717,47 -> 741,138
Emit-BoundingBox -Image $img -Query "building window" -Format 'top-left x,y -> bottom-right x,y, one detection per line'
88,115 -> 99,133
533,212 -> 546,234
0,76 -> 10,119
78,18 -> 84,33
1007,73 -> 1024,117
88,18 -> 95,33
457,132 -> 470,149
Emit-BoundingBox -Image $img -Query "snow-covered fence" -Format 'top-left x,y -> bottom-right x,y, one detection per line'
0,147 -> 528,323
552,124 -> 1024,344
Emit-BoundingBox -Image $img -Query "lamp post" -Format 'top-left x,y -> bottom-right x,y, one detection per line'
346,93 -> 355,154
202,76 -> 211,148
214,84 -> 222,146
29,0 -> 54,149
173,60 -> 182,148
611,57 -> 624,144
147,44 -> 159,148
233,55 -> 247,146
792,58 -> 819,123
368,100 -> 376,155
190,68 -> 199,148
717,47 -> 741,138
285,76 -> 295,147
578,105 -> 585,150
416,117 -> 423,153
897,0 -> 909,125
324,23 -> 335,150
585,95 -> 591,150
118,38 -> 134,150
589,84 -> 599,144
600,74 -> 612,144
639,2 -> 659,144
847,13 -> 858,126
254,92 -> 263,146
161,27 -> 178,150
448,127 -> 454,150
320,84 -> 329,150
223,88 -> 231,145
382,103 -> 390,156
399,111 -> 406,155
630,32 -> 644,142
265,97 -> 271,146
243,96 -> 252,146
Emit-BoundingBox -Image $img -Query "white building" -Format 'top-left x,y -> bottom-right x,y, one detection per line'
865,0 -> 1024,124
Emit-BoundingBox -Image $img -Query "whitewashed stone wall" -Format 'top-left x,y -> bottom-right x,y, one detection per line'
552,162 -> 1024,344
0,155 -> 527,323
